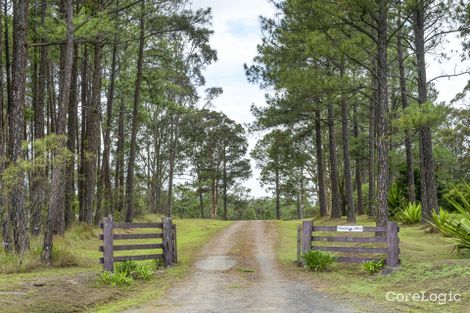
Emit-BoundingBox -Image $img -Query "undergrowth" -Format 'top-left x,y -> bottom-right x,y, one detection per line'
0,223 -> 93,274
361,259 -> 385,275
98,261 -> 155,287
302,250 -> 336,272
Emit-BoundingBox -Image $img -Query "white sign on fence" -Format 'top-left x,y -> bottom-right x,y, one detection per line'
337,225 -> 364,232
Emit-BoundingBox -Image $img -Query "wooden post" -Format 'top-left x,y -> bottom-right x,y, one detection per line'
386,222 -> 399,267
102,216 -> 114,272
301,220 -> 313,255
162,217 -> 174,266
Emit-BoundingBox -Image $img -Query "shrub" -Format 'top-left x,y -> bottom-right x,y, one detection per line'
135,264 -> 153,280
397,202 -> 421,224
361,259 -> 385,275
153,258 -> 163,270
0,251 -> 20,274
1,240 -> 42,273
103,260 -> 153,283
98,271 -> 114,285
302,250 -> 336,272
388,183 -> 406,217
432,209 -> 457,235
51,245 -> 79,267
432,184 -> 470,252
98,271 -> 133,287
66,223 -> 96,241
116,260 -> 138,277
443,182 -> 470,212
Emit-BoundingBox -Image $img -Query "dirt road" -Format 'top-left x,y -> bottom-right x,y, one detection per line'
124,221 -> 358,313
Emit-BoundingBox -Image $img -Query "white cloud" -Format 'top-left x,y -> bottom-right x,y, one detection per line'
191,0 -> 470,199
192,0 -> 275,197
428,34 -> 469,105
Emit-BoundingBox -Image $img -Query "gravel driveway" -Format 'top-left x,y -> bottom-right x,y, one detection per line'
123,220 -> 358,313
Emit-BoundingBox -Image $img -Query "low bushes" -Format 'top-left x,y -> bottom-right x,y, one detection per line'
115,260 -> 138,277
98,260 -> 157,287
361,259 -> 385,275
98,271 -> 133,287
0,237 -> 79,274
432,183 -> 470,252
301,250 -> 336,272
431,209 -> 457,234
388,183 -> 406,217
397,202 -> 421,224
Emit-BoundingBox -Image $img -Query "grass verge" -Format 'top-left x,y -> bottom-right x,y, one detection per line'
276,215 -> 470,313
0,216 -> 231,313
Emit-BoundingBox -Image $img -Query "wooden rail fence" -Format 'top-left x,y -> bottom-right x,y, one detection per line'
99,216 -> 176,272
297,220 -> 399,267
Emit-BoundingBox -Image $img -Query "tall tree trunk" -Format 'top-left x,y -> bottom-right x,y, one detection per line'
198,169 -> 204,218
155,164 -> 162,213
78,45 -> 88,222
126,0 -> 145,222
210,177 -> 217,219
275,165 -> 280,220
9,0 -> 29,253
4,0 -> 12,113
94,136 -> 102,225
0,4 -> 10,251
298,167 -> 305,219
314,108 -> 327,217
30,5 -> 39,233
43,0 -> 74,263
296,194 -> 301,219
353,105 -> 364,215
99,0 -> 119,219
115,96 -> 125,212
368,77 -> 377,217
30,0 -> 48,235
65,43 -> 78,228
47,64 -> 56,133
397,3 -> 416,203
413,3 -> 439,222
83,39 -> 102,225
153,117 -> 163,213
222,150 -> 228,220
166,114 -> 177,217
99,28 -> 118,219
328,100 -> 342,218
340,64 -> 356,223
375,0 -> 389,229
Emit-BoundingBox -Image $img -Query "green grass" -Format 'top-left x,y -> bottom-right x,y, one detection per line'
276,216 -> 470,313
0,216 -> 231,313
91,218 -> 232,313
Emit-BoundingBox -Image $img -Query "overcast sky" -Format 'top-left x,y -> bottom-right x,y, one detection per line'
191,0 -> 469,198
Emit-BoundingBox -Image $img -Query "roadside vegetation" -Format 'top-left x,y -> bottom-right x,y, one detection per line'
0,217 -> 231,313
276,216 -> 470,313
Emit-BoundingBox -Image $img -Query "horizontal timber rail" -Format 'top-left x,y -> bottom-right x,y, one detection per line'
312,226 -> 386,232
99,233 -> 163,240
312,236 -> 387,243
99,216 -> 176,272
113,223 -> 163,229
298,220 -> 400,268
113,254 -> 163,262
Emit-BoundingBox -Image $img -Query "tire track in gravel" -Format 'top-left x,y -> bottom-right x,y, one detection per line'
123,221 -> 358,313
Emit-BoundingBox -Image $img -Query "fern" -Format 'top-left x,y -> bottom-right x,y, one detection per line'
432,184 -> 470,252
397,202 -> 421,224
361,259 -> 385,275
302,250 -> 336,272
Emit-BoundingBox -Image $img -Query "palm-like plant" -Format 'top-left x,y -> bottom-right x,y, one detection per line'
431,183 -> 470,252
397,202 -> 421,224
